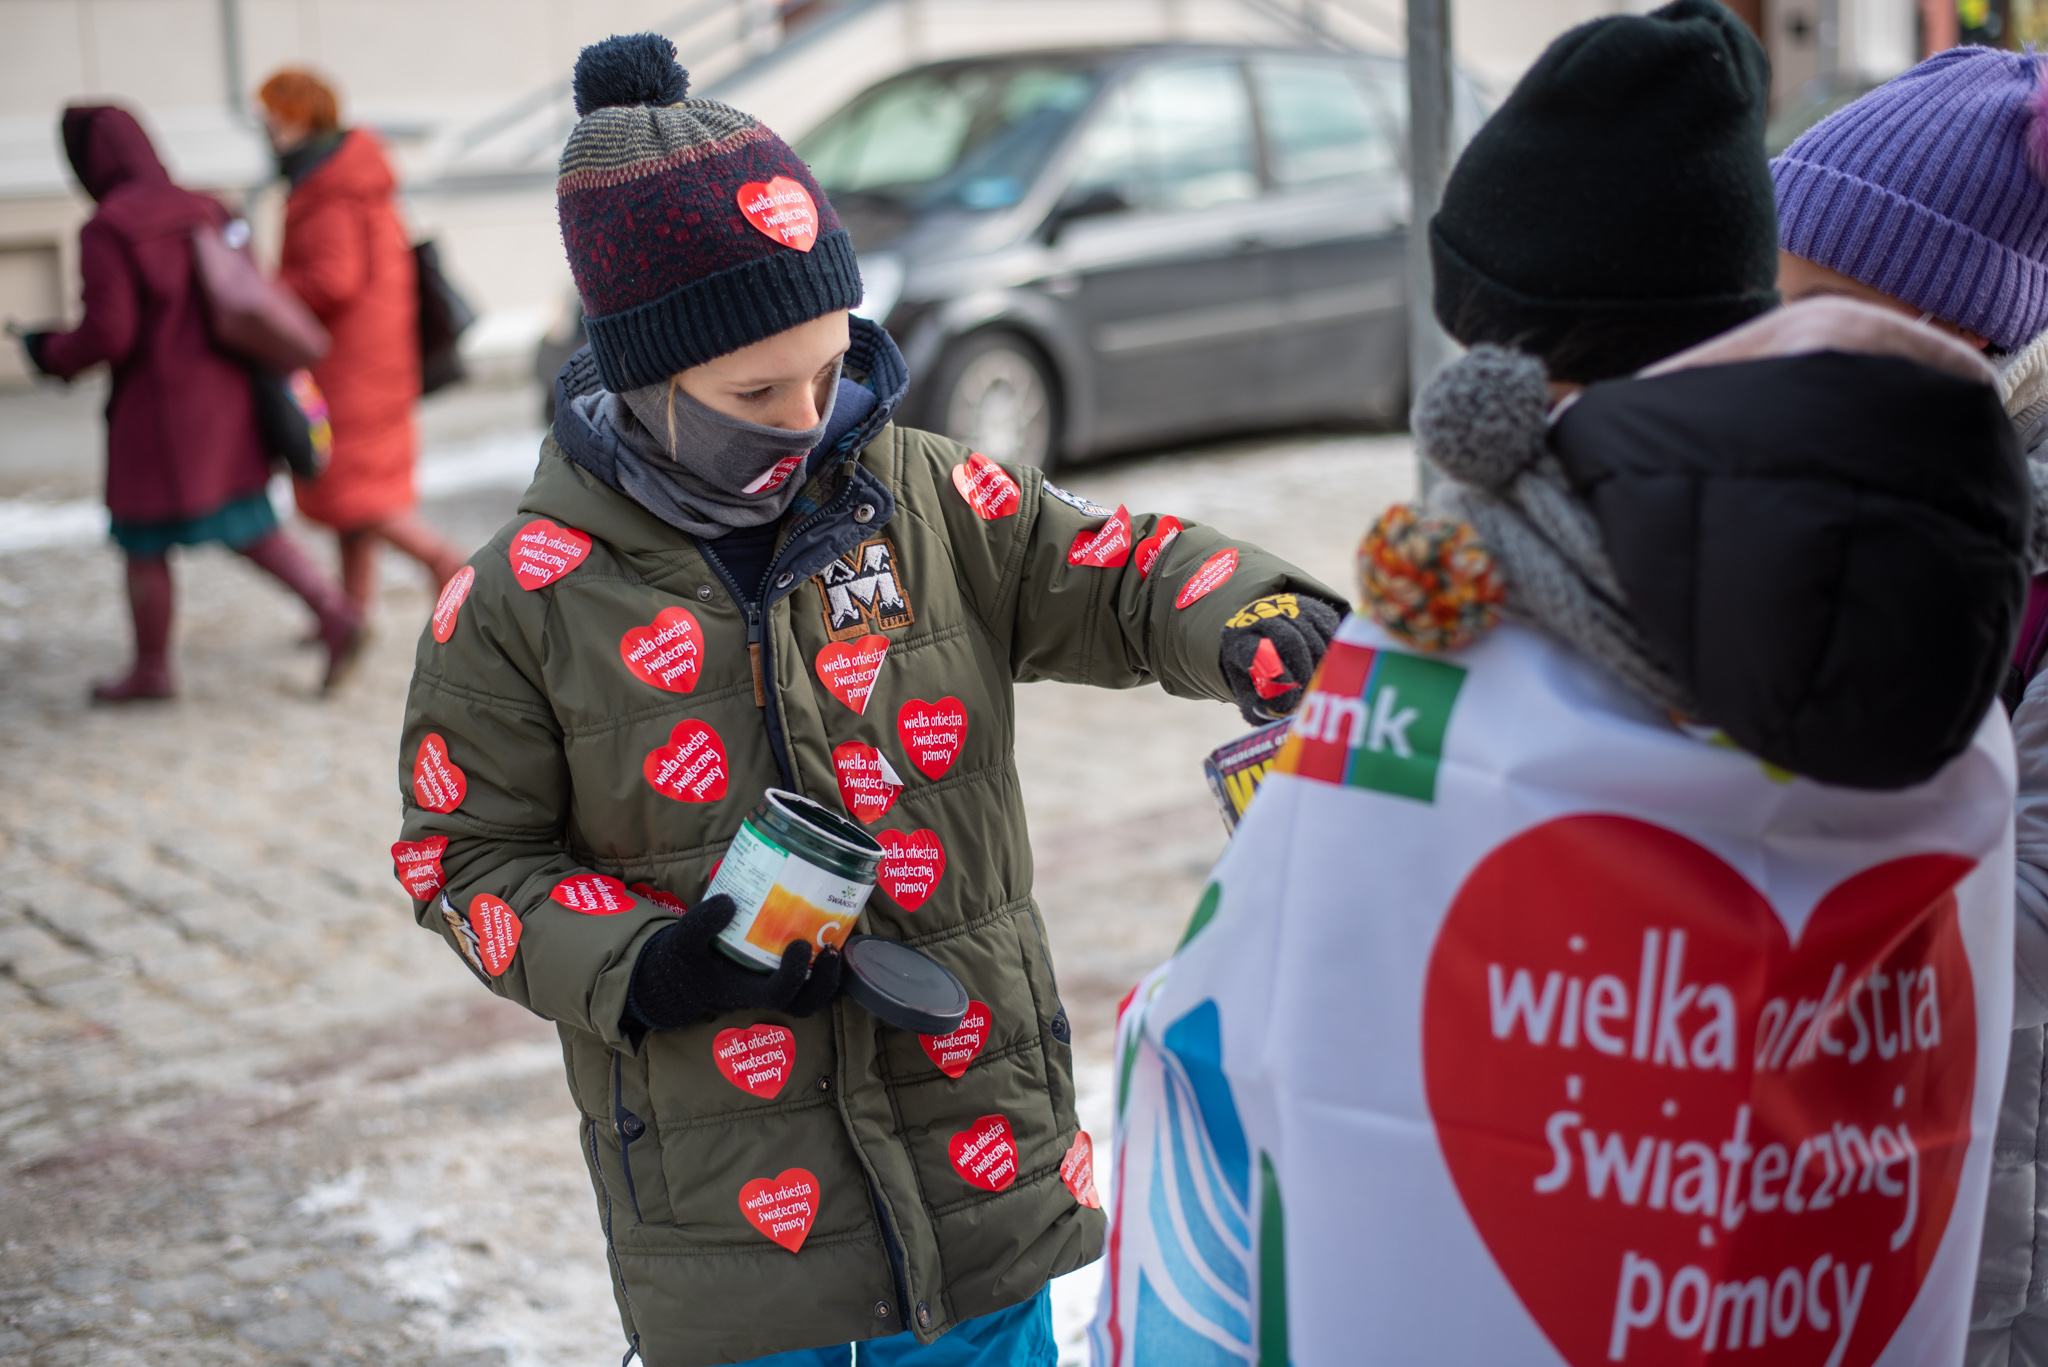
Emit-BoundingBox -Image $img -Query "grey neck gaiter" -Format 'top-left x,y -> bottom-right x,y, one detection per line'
606,365 -> 841,538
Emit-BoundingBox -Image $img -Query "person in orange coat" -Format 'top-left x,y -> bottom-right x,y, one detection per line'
257,69 -> 465,615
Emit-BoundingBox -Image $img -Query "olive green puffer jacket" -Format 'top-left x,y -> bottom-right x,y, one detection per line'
394,340 -> 1337,1365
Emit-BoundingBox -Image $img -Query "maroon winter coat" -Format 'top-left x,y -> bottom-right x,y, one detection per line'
37,106 -> 269,527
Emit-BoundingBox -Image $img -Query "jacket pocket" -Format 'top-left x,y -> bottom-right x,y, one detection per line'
603,1049 -> 676,1227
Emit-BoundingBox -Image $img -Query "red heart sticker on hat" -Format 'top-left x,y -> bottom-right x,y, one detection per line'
431,565 -> 475,643
949,1114 -> 1019,1192
920,999 -> 988,1078
1061,1131 -> 1101,1209
952,454 -> 1020,520
878,828 -> 945,911
629,882 -> 689,914
1422,815 -> 1975,1367
832,741 -> 901,823
739,1168 -> 820,1252
509,518 -> 591,591
620,606 -> 704,693
1068,505 -> 1133,568
467,893 -> 523,976
390,836 -> 449,901
1133,516 -> 1184,579
817,636 -> 889,715
897,698 -> 967,780
1175,547 -> 1238,608
644,720 -> 729,803
549,874 -> 633,915
412,733 -> 466,813
714,1024 -> 796,1098
737,177 -> 819,252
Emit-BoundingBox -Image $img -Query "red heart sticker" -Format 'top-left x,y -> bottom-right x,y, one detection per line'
897,698 -> 967,780
952,454 -> 1021,519
390,836 -> 449,901
714,1024 -> 796,1098
1422,815 -> 1975,1367
1133,516 -> 1184,579
509,518 -> 591,591
878,829 -> 946,911
920,999 -> 988,1078
832,742 -> 902,823
644,720 -> 729,803
737,177 -> 819,252
629,882 -> 689,914
431,565 -> 475,643
620,606 -> 704,693
738,1168 -> 820,1252
744,453 -> 808,495
1175,547 -> 1238,608
467,893 -> 523,976
1068,505 -> 1133,568
1061,1131 -> 1102,1209
412,733 -> 466,813
817,636 -> 889,715
949,1114 -> 1019,1192
1250,636 -> 1292,699
549,874 -> 633,914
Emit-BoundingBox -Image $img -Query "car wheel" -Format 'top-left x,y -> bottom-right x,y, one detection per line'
933,332 -> 1058,471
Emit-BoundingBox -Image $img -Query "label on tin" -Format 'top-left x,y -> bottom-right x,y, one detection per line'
708,819 -> 874,967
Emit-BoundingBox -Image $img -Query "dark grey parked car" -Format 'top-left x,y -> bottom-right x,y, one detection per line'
802,44 -> 1483,468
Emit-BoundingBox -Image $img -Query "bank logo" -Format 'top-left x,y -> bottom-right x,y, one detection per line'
816,536 -> 915,641
1278,640 -> 1465,802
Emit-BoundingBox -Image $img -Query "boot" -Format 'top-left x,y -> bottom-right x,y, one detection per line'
92,555 -> 176,703
240,531 -> 366,693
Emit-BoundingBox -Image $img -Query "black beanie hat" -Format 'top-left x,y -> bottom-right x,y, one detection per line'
1431,0 -> 1780,383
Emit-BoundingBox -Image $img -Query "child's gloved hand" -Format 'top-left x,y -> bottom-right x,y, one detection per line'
626,894 -> 843,1029
1219,593 -> 1343,725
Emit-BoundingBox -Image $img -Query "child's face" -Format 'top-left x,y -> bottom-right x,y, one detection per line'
1776,251 -> 1988,351
676,310 -> 851,430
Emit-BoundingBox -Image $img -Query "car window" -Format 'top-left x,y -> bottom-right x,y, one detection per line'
1250,58 -> 1400,191
1066,59 -> 1259,213
1353,62 -> 1492,161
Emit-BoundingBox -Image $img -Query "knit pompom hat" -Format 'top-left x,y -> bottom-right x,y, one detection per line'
557,34 -> 862,392
1775,47 -> 2048,351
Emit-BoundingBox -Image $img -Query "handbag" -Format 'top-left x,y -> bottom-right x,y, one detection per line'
414,239 -> 474,396
249,367 -> 332,481
190,221 -> 330,372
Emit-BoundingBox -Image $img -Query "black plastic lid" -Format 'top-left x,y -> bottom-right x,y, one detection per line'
841,936 -> 970,1035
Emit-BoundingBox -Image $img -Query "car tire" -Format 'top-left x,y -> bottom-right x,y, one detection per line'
929,331 -> 1059,472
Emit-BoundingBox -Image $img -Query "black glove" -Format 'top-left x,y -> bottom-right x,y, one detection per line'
625,894 -> 843,1031
1219,593 -> 1343,725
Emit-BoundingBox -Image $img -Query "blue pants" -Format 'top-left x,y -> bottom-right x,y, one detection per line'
735,1286 -> 1054,1366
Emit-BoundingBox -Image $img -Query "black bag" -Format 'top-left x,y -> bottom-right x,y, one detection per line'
248,367 -> 330,481
414,240 -> 474,396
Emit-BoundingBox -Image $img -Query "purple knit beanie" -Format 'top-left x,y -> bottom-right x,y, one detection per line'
1774,46 -> 2048,350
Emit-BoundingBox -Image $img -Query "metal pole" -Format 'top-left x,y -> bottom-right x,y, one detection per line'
220,0 -> 247,116
1406,0 -> 1457,490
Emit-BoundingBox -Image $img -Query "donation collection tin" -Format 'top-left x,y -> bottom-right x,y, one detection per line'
706,789 -> 883,970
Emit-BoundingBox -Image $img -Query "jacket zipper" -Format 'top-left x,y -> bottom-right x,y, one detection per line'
695,542 -> 795,789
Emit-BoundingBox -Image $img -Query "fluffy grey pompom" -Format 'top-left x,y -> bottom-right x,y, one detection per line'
1414,345 -> 1551,490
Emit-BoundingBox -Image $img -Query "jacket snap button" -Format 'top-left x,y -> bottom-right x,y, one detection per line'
817,1076 -> 831,1092
619,1114 -> 645,1140
775,572 -> 795,589
917,1302 -> 930,1328
695,584 -> 713,601
874,1301 -> 890,1319
854,503 -> 876,524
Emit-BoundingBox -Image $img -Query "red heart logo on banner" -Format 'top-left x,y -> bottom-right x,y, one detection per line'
949,1114 -> 1019,1192
879,828 -> 946,911
629,882 -> 689,914
737,177 -> 819,252
509,518 -> 591,591
817,636 -> 889,714
644,720 -> 729,803
714,1024 -> 796,1098
1133,516 -> 1184,579
431,565 -> 475,643
390,836 -> 449,901
619,606 -> 704,693
897,698 -> 967,780
467,893 -> 523,976
549,874 -> 633,914
1068,505 -> 1133,568
739,1168 -> 820,1252
1061,1131 -> 1102,1209
1422,815 -> 1975,1367
832,742 -> 901,823
1175,547 -> 1238,608
920,999 -> 988,1078
412,733 -> 466,813
952,454 -> 1020,520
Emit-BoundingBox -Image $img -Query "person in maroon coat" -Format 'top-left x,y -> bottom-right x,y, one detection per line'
20,105 -> 363,701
